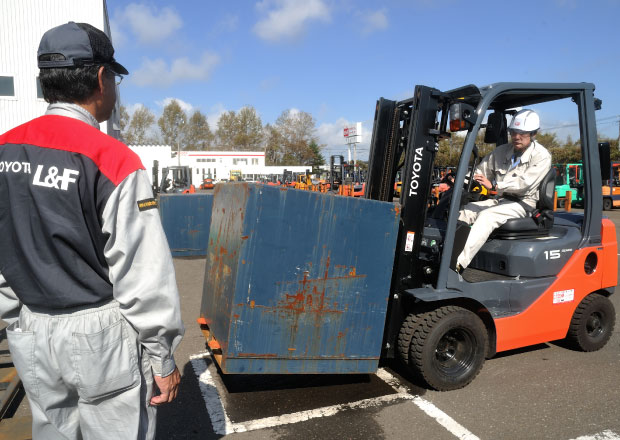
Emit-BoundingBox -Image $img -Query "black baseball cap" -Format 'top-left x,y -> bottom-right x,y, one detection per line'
37,21 -> 128,75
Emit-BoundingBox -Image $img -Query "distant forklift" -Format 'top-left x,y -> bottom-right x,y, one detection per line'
329,155 -> 344,191
365,82 -> 615,390
158,165 -> 195,194
602,159 -> 620,210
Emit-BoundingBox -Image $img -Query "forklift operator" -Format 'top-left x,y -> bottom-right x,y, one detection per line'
456,109 -> 552,271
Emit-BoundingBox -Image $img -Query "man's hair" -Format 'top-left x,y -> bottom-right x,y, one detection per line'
39,54 -> 103,104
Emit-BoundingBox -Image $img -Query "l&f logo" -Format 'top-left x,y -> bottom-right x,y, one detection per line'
32,165 -> 79,191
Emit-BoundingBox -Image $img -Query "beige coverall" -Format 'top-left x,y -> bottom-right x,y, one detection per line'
456,140 -> 552,269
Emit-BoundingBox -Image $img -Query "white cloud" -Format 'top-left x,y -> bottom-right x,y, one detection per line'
254,0 -> 331,42
114,3 -> 183,45
131,52 -> 220,87
359,9 -> 388,35
156,98 -> 195,114
317,118 -> 373,160
121,102 -> 147,116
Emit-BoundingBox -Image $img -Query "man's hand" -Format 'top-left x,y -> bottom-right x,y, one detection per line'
151,367 -> 181,405
473,174 -> 492,190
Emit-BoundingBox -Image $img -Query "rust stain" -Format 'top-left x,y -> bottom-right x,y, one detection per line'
288,348 -> 296,351
242,259 -> 246,264
250,300 -> 255,308
219,246 -> 227,255
241,235 -> 249,240
233,314 -> 240,319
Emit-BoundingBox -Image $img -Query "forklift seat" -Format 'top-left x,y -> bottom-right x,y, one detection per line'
491,167 -> 556,239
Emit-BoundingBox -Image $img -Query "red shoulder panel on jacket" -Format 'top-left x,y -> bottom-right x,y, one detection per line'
0,115 -> 144,186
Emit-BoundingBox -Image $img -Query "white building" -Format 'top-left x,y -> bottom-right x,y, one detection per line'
129,146 -> 310,185
0,0 -> 120,137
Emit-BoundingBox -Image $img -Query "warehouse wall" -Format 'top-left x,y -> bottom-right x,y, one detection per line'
0,0 -> 120,137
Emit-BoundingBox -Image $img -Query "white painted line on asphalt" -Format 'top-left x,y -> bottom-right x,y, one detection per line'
570,431 -> 620,440
191,351 -> 617,439
189,352 -> 234,435
232,393 -> 412,434
377,368 -> 480,440
190,351 -> 412,435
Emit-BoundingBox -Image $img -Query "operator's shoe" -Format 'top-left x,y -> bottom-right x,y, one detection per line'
455,263 -> 465,274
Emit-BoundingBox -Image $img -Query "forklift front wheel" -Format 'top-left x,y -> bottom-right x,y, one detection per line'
603,198 -> 612,211
565,293 -> 615,352
409,306 -> 487,391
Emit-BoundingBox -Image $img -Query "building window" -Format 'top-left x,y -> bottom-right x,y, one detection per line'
252,158 -> 259,165
36,77 -> 43,99
0,76 -> 15,97
233,158 -> 248,165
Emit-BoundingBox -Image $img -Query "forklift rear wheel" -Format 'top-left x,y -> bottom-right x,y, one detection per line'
409,306 -> 487,391
603,198 -> 612,211
566,293 -> 615,352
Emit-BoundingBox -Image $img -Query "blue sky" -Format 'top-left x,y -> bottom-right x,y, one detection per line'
107,0 -> 620,159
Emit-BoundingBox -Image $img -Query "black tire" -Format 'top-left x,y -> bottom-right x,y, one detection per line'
558,199 -> 565,209
603,198 -> 612,211
565,293 -> 615,352
397,311 -> 426,364
409,306 -> 487,391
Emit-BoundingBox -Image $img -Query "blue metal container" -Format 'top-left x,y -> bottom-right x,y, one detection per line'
200,183 -> 400,374
159,193 -> 213,257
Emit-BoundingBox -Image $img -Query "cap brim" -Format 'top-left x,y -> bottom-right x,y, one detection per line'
109,61 -> 129,75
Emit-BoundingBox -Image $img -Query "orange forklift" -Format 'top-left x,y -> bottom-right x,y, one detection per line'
366,82 -> 616,390
200,82 -> 616,392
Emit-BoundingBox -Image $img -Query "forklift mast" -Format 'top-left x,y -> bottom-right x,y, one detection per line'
366,87 -> 449,292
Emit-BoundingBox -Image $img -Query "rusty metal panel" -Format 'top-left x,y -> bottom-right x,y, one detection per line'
201,183 -> 400,374
159,193 -> 213,257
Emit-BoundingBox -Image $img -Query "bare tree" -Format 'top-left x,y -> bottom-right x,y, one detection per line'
216,110 -> 237,150
264,123 -> 284,165
119,105 -> 130,137
274,109 -> 323,165
185,110 -> 215,150
158,100 -> 187,151
235,106 -> 263,151
122,105 -> 156,145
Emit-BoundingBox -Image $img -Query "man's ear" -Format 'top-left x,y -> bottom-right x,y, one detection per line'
96,66 -> 106,95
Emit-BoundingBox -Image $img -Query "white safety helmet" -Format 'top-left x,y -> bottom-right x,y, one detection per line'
508,109 -> 540,133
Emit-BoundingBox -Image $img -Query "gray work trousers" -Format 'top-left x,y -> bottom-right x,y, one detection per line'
6,300 -> 156,439
457,198 -> 528,269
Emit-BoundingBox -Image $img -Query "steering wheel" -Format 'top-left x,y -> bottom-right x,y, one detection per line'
468,178 -> 483,193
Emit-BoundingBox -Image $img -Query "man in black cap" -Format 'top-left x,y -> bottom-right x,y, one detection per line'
0,22 -> 184,439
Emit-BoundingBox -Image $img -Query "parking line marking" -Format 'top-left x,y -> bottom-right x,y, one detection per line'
570,431 -> 620,440
190,352 -> 234,435
377,369 -> 480,440
192,352 -> 618,439
189,351 -> 412,435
